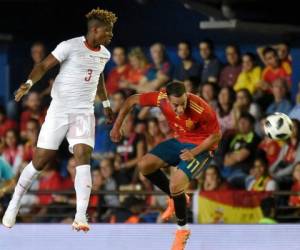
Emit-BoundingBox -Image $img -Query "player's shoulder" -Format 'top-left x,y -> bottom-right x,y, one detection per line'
100,45 -> 111,59
188,93 -> 211,114
61,36 -> 83,46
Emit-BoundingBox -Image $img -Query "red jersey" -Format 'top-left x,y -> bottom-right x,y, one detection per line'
139,90 -> 220,149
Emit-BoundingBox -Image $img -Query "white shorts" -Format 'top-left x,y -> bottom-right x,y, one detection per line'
37,105 -> 95,154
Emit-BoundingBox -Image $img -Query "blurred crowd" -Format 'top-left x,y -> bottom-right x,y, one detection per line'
1,39 -> 300,223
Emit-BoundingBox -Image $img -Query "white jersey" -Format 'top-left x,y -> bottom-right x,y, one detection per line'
50,36 -> 111,113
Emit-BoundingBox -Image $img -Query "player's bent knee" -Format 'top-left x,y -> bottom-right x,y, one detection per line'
169,181 -> 185,196
32,148 -> 56,171
73,144 -> 92,165
138,159 -> 155,175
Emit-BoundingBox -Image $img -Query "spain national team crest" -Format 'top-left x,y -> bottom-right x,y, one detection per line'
186,118 -> 195,130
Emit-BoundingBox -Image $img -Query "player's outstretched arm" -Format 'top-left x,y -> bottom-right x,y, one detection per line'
14,54 -> 59,102
110,94 -> 141,142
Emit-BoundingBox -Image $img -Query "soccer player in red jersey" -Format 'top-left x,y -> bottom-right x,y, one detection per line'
110,81 -> 221,250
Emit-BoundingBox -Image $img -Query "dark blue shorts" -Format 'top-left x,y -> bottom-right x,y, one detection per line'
149,138 -> 212,180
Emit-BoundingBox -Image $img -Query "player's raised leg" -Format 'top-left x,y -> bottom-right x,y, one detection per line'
71,143 -> 93,232
138,153 -> 171,195
2,148 -> 56,228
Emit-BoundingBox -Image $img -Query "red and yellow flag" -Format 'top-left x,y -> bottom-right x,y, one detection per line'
194,191 -> 271,224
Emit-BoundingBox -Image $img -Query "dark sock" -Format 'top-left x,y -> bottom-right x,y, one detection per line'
144,169 -> 171,196
172,192 -> 187,226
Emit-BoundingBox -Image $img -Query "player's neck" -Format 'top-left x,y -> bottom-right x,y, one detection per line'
85,35 -> 100,51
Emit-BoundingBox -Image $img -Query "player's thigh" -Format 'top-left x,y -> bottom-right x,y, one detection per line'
147,139 -> 182,168
178,151 -> 212,181
169,168 -> 190,195
66,113 -> 95,155
32,148 -> 57,171
138,153 -> 168,175
37,111 -> 69,152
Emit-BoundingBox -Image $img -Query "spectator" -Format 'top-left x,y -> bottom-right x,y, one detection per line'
266,78 -> 292,115
258,197 -> 277,224
145,118 -> 165,151
259,47 -> 291,93
199,39 -> 222,84
247,155 -> 277,191
269,119 -> 300,184
22,119 -> 40,164
121,47 -> 149,88
0,106 -> 17,138
38,165 -> 62,205
234,53 -> 261,94
201,165 -> 229,191
94,90 -> 127,155
200,82 -> 218,110
136,43 -> 171,92
157,113 -> 172,139
216,87 -> 235,134
289,103 -> 300,122
183,76 -> 200,94
221,113 -> 260,188
100,158 -> 120,208
257,43 -> 292,71
233,88 -> 261,128
106,46 -> 131,95
258,117 -> 281,166
20,92 -> 45,139
114,114 -> 146,185
173,41 -> 201,81
288,162 -> 300,207
2,129 -> 23,175
0,152 -> 15,199
219,44 -> 242,88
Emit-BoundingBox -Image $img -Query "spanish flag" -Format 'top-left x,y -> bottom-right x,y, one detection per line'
193,191 -> 271,224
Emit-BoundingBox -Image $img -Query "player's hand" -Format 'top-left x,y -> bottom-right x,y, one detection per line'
14,83 -> 31,102
103,107 -> 114,124
110,127 -> 122,142
180,149 -> 195,161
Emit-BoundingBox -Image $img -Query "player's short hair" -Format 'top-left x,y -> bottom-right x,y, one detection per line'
263,47 -> 278,57
166,81 -> 186,97
86,8 -> 117,29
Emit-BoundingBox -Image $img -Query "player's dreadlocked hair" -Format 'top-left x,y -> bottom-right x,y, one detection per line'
86,8 -> 117,28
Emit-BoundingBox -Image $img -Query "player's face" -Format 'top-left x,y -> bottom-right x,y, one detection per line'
94,23 -> 113,46
169,94 -> 188,116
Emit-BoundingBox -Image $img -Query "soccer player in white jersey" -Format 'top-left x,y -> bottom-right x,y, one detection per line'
2,8 -> 117,232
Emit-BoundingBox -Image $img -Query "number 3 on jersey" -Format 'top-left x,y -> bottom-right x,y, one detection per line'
85,69 -> 93,82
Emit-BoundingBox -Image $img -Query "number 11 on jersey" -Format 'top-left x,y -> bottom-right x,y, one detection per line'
85,69 -> 93,82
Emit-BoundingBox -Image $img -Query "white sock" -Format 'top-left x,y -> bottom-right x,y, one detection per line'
74,165 -> 92,220
177,224 -> 189,230
9,161 -> 40,208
